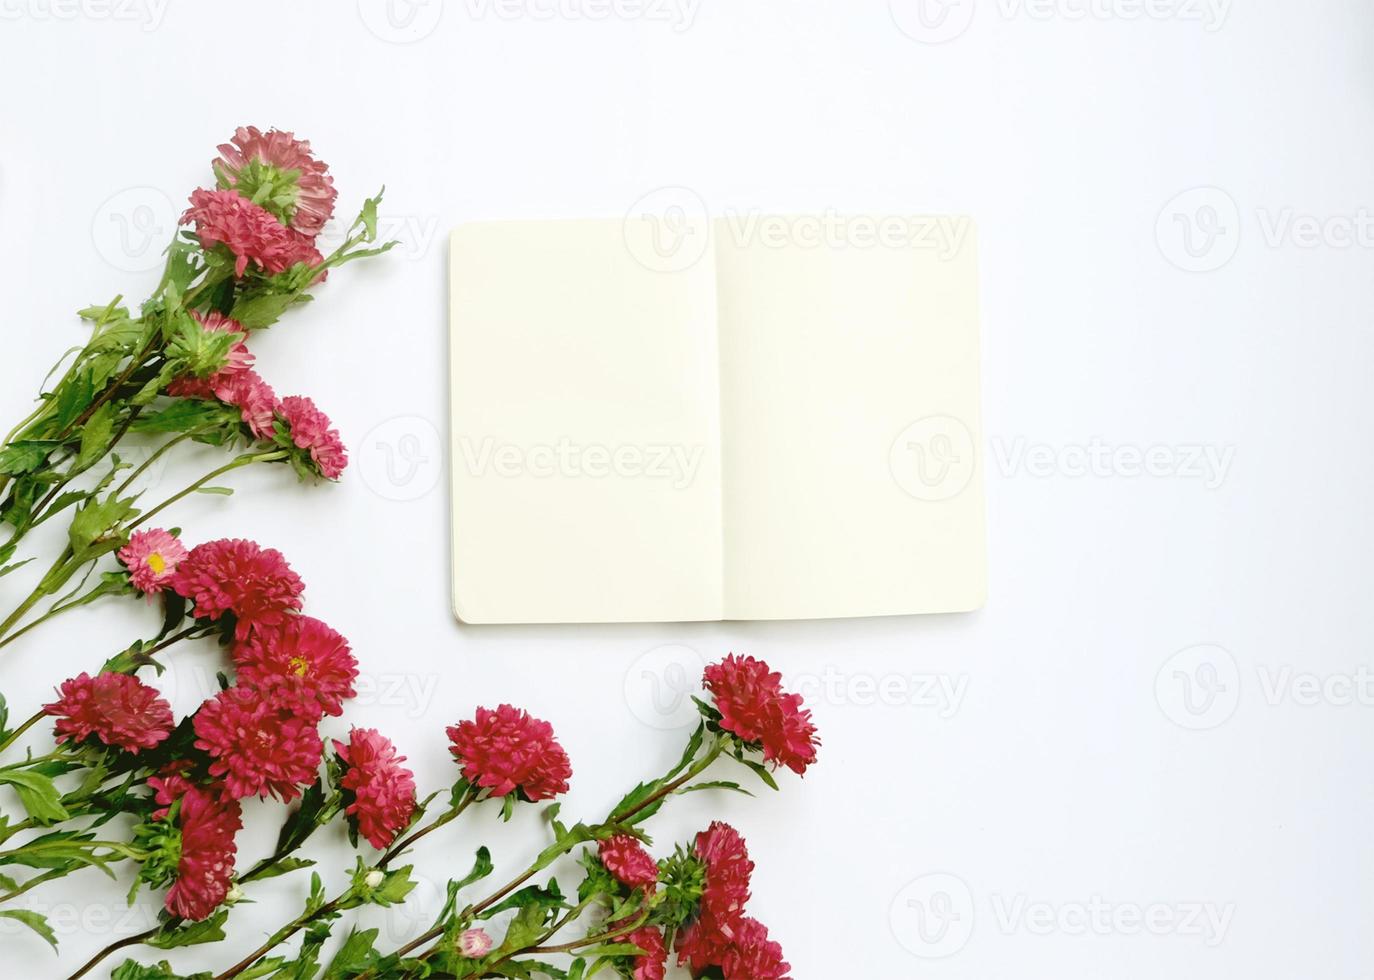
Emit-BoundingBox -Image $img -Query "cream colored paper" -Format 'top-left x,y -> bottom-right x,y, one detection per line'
449,216 -> 985,624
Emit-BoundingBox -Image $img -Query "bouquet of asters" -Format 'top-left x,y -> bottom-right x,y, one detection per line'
0,129 -> 818,980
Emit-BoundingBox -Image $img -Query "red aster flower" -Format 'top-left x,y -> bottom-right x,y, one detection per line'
446,705 -> 571,801
624,925 -> 667,980
182,187 -> 322,278
599,834 -> 659,892
703,654 -> 820,776
277,395 -> 348,479
147,760 -> 197,819
43,672 -> 173,754
167,311 -> 254,401
720,917 -> 791,980
332,727 -> 417,850
117,528 -> 188,596
192,686 -> 322,802
235,615 -> 358,720
694,821 -> 753,925
171,538 -> 305,640
213,126 -> 337,236
675,914 -> 734,976
164,785 -> 242,921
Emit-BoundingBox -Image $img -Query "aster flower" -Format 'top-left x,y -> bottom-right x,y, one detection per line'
166,311 -> 254,400
622,926 -> 668,980
43,672 -> 173,754
214,126 -> 337,236
719,917 -> 791,980
693,821 -> 753,927
332,727 -> 417,850
235,615 -> 358,720
171,538 -> 305,639
164,785 -> 242,921
703,654 -> 820,776
459,928 -> 493,958
599,834 -> 660,892
182,187 -> 323,278
276,395 -> 348,479
117,527 -> 188,595
192,686 -> 323,801
147,761 -> 197,819
446,704 -> 572,802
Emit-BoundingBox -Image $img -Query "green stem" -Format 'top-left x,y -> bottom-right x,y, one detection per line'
131,449 -> 286,531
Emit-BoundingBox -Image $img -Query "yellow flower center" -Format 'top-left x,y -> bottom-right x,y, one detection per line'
288,656 -> 310,678
147,553 -> 166,574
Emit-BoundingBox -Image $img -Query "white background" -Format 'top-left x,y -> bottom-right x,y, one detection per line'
1,0 -> 1372,977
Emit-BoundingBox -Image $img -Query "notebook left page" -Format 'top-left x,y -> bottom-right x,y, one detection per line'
449,219 -> 724,624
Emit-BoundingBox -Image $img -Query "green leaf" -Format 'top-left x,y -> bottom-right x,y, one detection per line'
229,291 -> 308,330
0,441 -> 56,476
0,909 -> 57,951
68,494 -> 137,560
145,910 -> 229,949
194,486 -> 234,496
132,400 -> 233,435
248,856 -> 315,881
77,402 -> 115,468
0,770 -> 69,824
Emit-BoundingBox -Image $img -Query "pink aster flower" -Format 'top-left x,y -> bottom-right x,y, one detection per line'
277,395 -> 348,479
164,785 -> 242,921
624,925 -> 668,980
118,528 -> 188,595
599,834 -> 659,892
214,126 -> 337,236
332,728 -> 417,850
171,538 -> 305,640
446,705 -> 572,802
166,311 -> 253,400
703,654 -> 820,776
459,928 -> 493,958
192,685 -> 323,802
43,672 -> 173,754
182,187 -> 323,278
235,616 -> 357,720
147,760 -> 197,819
719,917 -> 792,980
694,821 -> 753,926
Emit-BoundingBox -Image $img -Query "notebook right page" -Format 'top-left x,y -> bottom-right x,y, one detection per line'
716,214 -> 986,620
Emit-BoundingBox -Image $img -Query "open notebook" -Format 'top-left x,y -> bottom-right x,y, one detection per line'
449,216 -> 985,624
